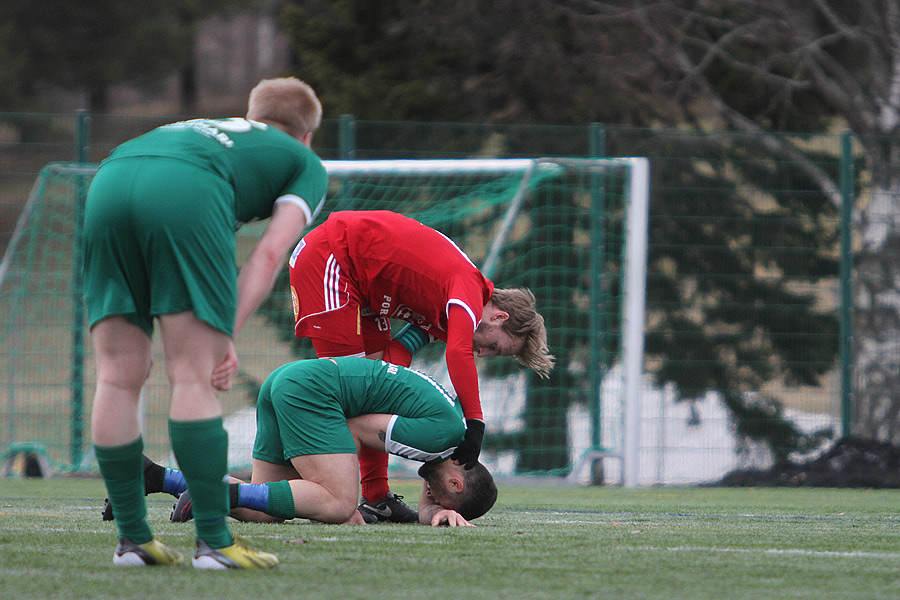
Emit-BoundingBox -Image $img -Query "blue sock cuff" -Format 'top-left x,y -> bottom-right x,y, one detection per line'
163,468 -> 188,496
237,483 -> 271,513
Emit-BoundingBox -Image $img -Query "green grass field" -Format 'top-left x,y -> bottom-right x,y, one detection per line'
2,477 -> 900,599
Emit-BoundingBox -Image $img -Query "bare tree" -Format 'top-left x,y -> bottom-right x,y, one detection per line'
575,0 -> 900,441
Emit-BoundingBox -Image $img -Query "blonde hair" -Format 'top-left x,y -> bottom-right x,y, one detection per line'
491,287 -> 555,378
246,77 -> 322,139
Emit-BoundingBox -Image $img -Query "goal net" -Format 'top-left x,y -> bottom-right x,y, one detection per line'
0,158 -> 649,483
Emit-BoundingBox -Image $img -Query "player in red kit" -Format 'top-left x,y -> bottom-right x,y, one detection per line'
288,210 -> 554,522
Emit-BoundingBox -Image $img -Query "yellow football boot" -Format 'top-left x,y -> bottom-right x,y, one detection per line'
113,537 -> 185,567
192,538 -> 279,570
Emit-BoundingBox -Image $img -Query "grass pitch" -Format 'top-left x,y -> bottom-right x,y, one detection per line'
2,477 -> 900,599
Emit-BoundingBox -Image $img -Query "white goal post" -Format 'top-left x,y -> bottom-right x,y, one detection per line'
323,157 -> 650,486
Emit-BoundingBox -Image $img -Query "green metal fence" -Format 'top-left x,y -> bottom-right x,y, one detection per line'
0,112 -> 857,483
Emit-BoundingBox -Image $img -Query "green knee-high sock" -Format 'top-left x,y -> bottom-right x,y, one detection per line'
169,417 -> 233,549
95,437 -> 153,544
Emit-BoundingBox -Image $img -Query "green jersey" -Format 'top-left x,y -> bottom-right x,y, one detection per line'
107,117 -> 327,225
84,117 -> 328,335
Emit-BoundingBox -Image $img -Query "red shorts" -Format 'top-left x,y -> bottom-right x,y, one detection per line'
288,227 -> 391,357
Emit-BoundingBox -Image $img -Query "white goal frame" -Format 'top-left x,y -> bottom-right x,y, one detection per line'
0,158 -> 649,483
324,158 -> 650,486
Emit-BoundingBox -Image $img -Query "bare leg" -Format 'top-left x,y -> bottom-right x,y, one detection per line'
90,317 -> 156,544
90,317 -> 153,446
285,453 -> 361,523
157,311 -> 233,547
157,312 -> 230,421
228,460 -> 299,523
229,458 -> 366,525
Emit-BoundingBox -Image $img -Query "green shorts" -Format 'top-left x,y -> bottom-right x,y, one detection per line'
253,358 -> 465,464
83,156 -> 237,335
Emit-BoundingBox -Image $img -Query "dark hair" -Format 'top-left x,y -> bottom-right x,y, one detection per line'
456,462 -> 498,520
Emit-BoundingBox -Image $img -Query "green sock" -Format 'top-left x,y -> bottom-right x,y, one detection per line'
95,437 -> 153,544
264,480 -> 297,520
169,417 -> 233,549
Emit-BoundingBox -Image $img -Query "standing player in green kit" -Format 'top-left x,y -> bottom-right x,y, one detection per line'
83,77 -> 328,569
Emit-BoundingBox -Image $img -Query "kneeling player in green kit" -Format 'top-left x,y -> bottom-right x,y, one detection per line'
155,357 -> 497,526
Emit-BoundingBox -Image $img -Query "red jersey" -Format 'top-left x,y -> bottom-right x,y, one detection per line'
306,210 -> 493,419
324,210 -> 494,339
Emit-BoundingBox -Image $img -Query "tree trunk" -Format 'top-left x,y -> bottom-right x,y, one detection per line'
178,9 -> 199,114
853,168 -> 900,441
179,62 -> 198,114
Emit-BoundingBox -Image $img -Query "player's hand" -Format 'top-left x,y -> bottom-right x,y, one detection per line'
212,340 -> 238,391
450,419 -> 485,469
430,508 -> 474,527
